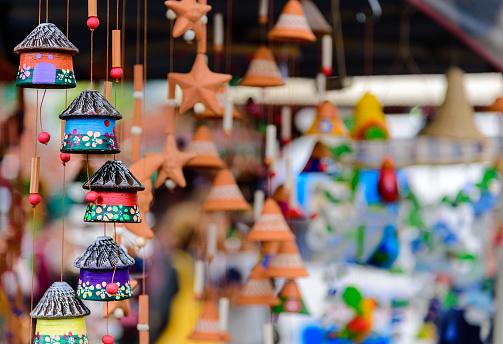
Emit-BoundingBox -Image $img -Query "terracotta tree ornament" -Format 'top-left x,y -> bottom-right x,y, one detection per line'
247,198 -> 295,241
185,125 -> 225,169
168,53 -> 232,115
236,264 -> 280,306
267,240 -> 309,278
164,0 -> 212,39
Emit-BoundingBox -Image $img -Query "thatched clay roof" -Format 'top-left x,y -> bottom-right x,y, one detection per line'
14,23 -> 78,55
31,282 -> 90,318
74,236 -> 135,269
83,160 -> 145,191
60,90 -> 122,119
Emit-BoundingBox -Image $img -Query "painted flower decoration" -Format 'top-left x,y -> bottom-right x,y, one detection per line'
18,63 -> 31,80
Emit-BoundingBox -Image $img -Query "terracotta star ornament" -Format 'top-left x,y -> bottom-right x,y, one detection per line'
165,0 -> 212,39
153,134 -> 196,188
168,53 -> 232,115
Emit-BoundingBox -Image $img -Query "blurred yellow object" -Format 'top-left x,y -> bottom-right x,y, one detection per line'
351,93 -> 389,140
416,321 -> 438,340
155,250 -> 212,344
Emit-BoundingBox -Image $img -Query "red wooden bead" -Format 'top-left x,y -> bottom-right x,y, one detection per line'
60,153 -> 71,164
110,67 -> 123,80
321,66 -> 333,76
85,191 -> 98,203
29,194 -> 41,207
87,17 -> 100,30
38,132 -> 50,145
102,335 -> 114,344
106,283 -> 119,295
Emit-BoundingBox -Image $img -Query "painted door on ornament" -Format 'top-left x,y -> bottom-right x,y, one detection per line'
32,62 -> 56,85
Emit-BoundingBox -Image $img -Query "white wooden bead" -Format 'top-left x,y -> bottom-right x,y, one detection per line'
183,30 -> 195,41
193,102 -> 206,114
166,9 -> 176,20
135,237 -> 146,248
130,126 -> 143,136
137,324 -> 150,332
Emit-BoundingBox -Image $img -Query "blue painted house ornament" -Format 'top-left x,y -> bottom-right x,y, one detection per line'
60,90 -> 122,154
14,23 -> 78,88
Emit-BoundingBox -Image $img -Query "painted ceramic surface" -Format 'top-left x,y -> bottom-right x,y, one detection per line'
272,297 -> 309,314
61,118 -> 119,153
16,52 -> 76,88
77,269 -> 133,301
84,203 -> 141,223
34,318 -> 88,344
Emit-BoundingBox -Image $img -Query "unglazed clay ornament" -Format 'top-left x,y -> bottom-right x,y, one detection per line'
168,53 -> 232,115
153,134 -> 196,189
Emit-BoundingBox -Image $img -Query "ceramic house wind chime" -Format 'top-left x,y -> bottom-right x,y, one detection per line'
60,90 -> 122,154
74,236 -> 135,301
83,160 -> 145,223
14,23 -> 79,88
31,282 -> 91,344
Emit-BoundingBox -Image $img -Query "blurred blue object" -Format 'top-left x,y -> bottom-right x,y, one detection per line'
367,225 -> 399,269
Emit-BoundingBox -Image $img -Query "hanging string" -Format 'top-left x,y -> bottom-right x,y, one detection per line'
90,30 -> 94,89
61,164 -> 66,282
143,0 -> 147,160
136,0 -> 141,64
106,0 -> 110,82
39,0 -> 41,24
120,0 -> 126,145
29,208 -> 36,344
39,89 -> 46,133
34,90 -> 39,157
169,20 -> 174,73
117,0 -> 119,30
225,0 -> 232,74
66,0 -> 69,37
45,0 -> 48,22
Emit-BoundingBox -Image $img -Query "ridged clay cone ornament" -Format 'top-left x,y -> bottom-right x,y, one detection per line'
83,160 -> 145,223
14,23 -> 79,88
268,0 -> 316,44
74,236 -> 135,301
419,67 -> 486,143
267,240 -> 308,278
185,125 -> 225,169
272,280 -> 309,314
300,0 -> 332,36
188,300 -> 232,342
307,100 -> 348,136
31,282 -> 90,344
247,198 -> 295,241
351,93 -> 389,140
197,86 -> 242,119
60,90 -> 122,154
202,168 -> 251,211
236,264 -> 280,306
240,46 -> 284,87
